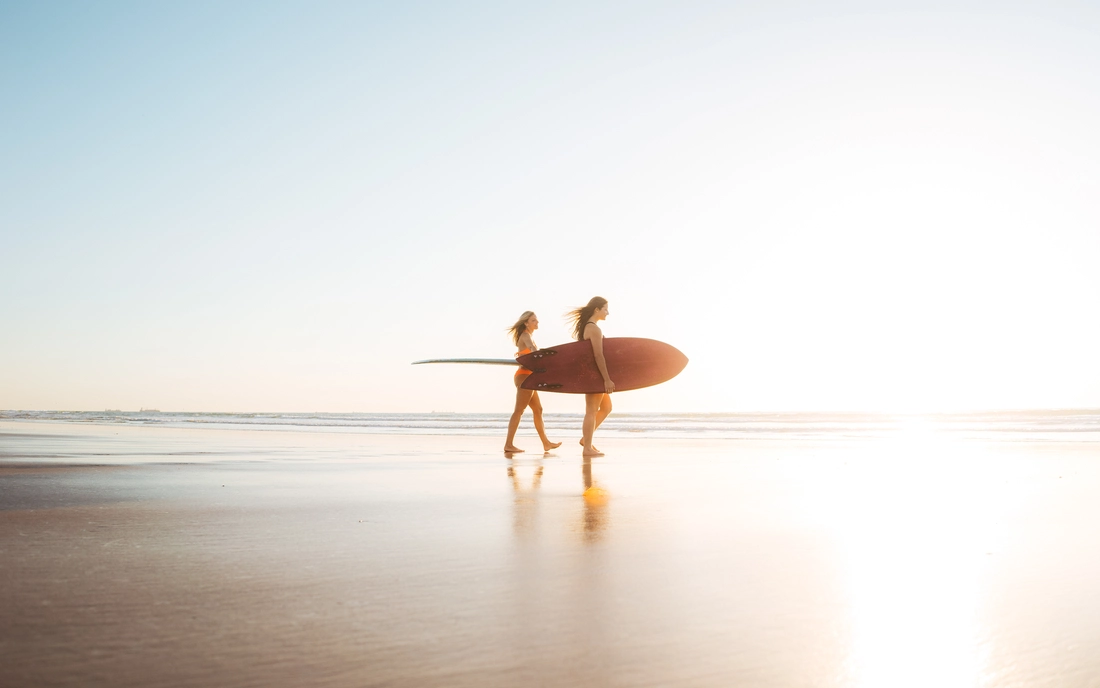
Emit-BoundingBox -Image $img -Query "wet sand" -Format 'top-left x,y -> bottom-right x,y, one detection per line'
3,420 -> 1100,687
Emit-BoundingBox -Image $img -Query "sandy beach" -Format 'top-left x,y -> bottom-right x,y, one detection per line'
3,419 -> 1100,687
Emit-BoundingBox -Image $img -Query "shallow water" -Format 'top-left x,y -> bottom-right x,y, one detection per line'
2,421 -> 1100,687
6,408 -> 1100,442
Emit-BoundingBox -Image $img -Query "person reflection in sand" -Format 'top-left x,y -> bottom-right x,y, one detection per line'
508,459 -> 544,537
580,457 -> 610,542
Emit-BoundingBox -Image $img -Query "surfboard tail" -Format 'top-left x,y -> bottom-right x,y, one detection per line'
412,358 -> 521,366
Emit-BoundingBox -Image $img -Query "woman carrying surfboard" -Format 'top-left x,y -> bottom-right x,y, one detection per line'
504,311 -> 563,454
569,297 -> 615,457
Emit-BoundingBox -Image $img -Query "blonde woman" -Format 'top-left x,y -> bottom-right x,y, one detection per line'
504,311 -> 562,454
567,297 -> 614,457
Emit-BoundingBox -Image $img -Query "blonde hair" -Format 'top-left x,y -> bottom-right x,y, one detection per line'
566,296 -> 607,340
507,311 -> 535,346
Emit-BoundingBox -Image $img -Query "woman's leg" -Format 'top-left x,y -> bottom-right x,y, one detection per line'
582,393 -> 604,457
505,383 -> 534,452
580,393 -> 612,451
594,393 -> 613,430
528,392 -> 561,451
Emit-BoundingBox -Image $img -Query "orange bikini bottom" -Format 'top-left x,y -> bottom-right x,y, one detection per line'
515,348 -> 532,379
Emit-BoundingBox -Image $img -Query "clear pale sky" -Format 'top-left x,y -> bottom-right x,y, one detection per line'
3,1 -> 1100,414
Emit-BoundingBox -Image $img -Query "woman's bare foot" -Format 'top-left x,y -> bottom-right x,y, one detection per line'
582,447 -> 604,457
504,445 -> 525,454
543,441 -> 562,451
578,439 -> 599,453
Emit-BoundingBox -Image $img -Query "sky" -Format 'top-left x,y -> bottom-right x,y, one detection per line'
3,1 -> 1100,414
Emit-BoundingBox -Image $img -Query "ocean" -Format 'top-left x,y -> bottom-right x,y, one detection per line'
4,409 -> 1100,442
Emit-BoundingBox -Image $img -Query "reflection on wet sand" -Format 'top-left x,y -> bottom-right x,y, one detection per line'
580,458 -> 609,542
506,458 -> 610,544
508,459 -> 543,537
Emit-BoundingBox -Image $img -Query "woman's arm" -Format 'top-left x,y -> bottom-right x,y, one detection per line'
588,327 -> 615,394
518,332 -> 536,352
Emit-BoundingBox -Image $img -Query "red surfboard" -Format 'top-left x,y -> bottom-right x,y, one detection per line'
517,338 -> 688,394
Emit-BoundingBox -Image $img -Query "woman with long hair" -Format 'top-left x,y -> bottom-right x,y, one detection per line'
567,296 -> 614,457
504,311 -> 562,454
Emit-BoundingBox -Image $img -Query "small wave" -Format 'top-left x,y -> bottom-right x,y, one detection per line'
4,409 -> 1100,442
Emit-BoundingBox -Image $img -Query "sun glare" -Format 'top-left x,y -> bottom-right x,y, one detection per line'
798,425 -> 1019,685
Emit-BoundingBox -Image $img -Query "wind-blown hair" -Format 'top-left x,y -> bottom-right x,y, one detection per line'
567,296 -> 608,340
507,311 -> 535,346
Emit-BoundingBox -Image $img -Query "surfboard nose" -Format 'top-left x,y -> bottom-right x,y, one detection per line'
660,342 -> 689,379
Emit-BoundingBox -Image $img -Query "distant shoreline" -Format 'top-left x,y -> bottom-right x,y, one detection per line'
5,410 -> 1100,443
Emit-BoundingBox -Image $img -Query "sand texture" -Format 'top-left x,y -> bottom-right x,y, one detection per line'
3,420 -> 1100,687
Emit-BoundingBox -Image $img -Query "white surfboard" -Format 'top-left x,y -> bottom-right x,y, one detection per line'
412,358 -> 520,366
